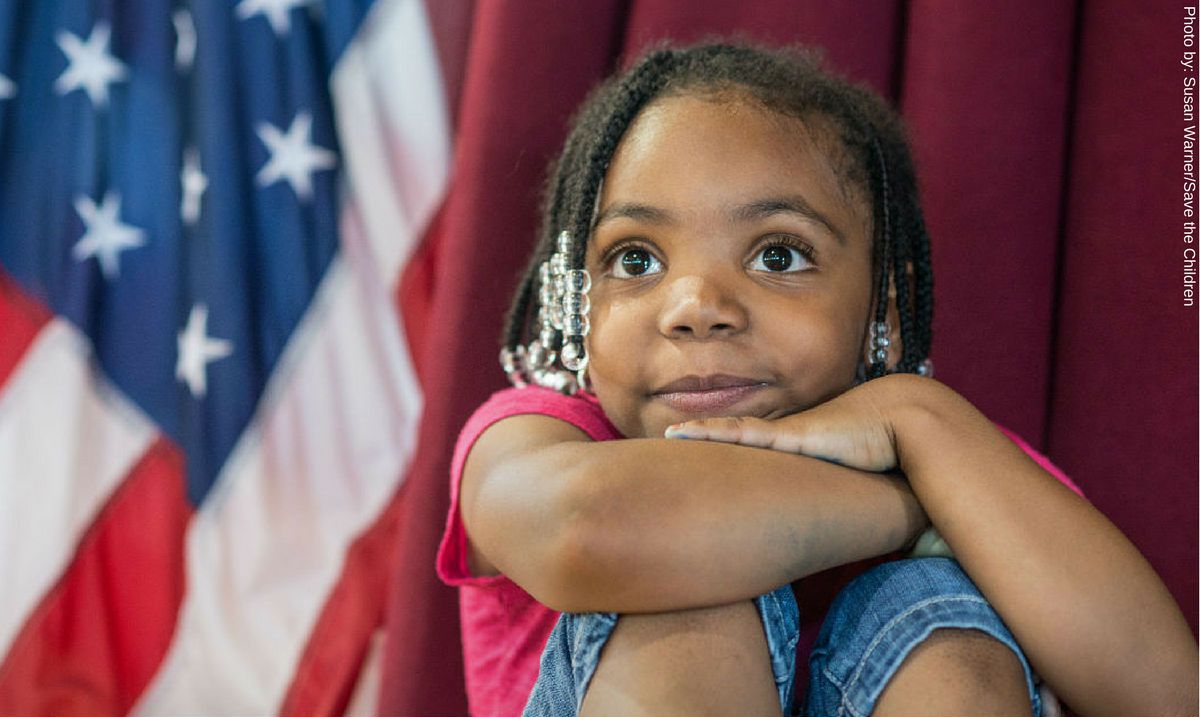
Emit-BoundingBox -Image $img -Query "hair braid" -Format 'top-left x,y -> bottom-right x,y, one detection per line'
868,137 -> 894,380
892,218 -> 915,372
887,139 -> 933,373
502,120 -> 588,350
907,185 -> 935,363
501,98 -> 596,350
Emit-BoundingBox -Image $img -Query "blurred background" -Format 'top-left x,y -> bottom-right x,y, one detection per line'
0,0 -> 1194,715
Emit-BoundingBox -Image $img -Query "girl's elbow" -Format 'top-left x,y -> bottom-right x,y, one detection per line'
508,463 -> 634,612
524,509 -> 619,613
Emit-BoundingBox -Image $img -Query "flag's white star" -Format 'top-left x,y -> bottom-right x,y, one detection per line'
181,147 -> 208,225
54,22 -> 129,107
235,0 -> 314,37
255,111 -> 337,201
72,191 -> 145,280
176,304 -> 233,398
173,9 -> 197,71
0,73 -> 15,100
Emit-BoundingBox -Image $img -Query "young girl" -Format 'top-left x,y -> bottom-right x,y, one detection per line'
436,42 -> 1197,716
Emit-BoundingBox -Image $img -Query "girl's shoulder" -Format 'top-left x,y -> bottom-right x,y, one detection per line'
471,385 -> 608,428
439,387 -> 620,588
453,386 -> 621,475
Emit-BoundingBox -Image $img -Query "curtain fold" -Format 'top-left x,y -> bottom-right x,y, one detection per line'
1049,0 -> 1198,635
902,1 -> 1077,441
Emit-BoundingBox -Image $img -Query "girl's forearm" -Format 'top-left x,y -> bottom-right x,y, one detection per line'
548,439 -> 923,613
464,416 -> 926,614
893,377 -> 1198,716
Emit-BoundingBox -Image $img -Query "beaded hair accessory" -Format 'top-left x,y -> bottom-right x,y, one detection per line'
499,231 -> 591,393
859,320 -> 934,380
868,320 -> 891,366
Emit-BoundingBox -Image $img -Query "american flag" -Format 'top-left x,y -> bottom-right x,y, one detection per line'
0,0 -> 451,713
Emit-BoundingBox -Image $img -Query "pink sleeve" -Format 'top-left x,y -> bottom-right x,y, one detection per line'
997,425 -> 1086,499
436,387 -> 620,587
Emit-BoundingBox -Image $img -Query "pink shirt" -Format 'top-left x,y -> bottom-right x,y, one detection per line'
436,387 -> 620,717
436,386 -> 1082,716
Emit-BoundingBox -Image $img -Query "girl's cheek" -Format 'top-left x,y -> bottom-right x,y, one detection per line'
586,301 -> 635,362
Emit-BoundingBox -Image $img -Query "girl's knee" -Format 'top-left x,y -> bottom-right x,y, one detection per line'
874,628 -> 1031,716
580,601 -> 781,716
809,559 -> 1038,716
922,628 -> 1026,690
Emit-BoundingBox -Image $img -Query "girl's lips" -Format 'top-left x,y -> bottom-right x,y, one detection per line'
652,375 -> 768,414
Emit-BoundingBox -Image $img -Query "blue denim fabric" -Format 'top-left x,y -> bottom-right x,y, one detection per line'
806,558 -> 1041,717
522,587 -> 798,716
523,558 -> 1041,716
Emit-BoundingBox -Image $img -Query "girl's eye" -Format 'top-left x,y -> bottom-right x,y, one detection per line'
748,243 -> 813,273
611,247 -> 663,278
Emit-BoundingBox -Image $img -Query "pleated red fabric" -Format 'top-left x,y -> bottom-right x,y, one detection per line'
1050,0 -> 1198,640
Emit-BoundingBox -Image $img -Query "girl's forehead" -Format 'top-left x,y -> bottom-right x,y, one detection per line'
600,94 -> 873,243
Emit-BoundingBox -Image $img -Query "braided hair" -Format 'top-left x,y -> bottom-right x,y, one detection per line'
502,41 -> 933,384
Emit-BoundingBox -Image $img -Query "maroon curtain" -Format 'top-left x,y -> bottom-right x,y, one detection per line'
382,1 -> 1197,713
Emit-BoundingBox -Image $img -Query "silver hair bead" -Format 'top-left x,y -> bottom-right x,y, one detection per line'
563,313 -> 590,337
499,346 -> 528,388
565,269 -> 591,293
528,340 -> 554,369
550,252 -> 568,275
561,339 -> 587,372
514,230 -> 593,393
562,292 -> 590,315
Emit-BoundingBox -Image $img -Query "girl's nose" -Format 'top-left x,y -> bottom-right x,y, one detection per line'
657,274 -> 748,339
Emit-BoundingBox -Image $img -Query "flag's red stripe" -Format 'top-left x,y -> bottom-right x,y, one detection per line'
279,236 -> 444,715
278,485 -> 406,717
0,268 -> 53,388
281,198 -> 449,716
0,438 -> 190,717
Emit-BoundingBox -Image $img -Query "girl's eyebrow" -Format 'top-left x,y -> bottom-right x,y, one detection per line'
593,196 -> 847,246
593,202 -> 674,229
729,196 -> 847,246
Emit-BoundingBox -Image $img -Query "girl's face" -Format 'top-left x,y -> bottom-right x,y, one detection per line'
584,93 -> 875,439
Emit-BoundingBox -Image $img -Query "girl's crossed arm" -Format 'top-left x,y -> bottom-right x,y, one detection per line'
669,373 -> 1199,716
458,411 -> 927,615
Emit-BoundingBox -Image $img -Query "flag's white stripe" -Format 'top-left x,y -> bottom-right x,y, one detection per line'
332,0 -> 452,283
344,628 -> 386,717
134,0 -> 451,710
0,319 -> 156,658
134,218 -> 420,714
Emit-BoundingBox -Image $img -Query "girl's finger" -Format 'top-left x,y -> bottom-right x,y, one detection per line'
665,416 -> 805,453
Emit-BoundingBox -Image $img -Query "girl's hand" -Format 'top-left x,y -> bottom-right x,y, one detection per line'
663,376 -> 909,473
